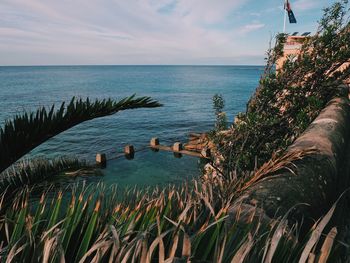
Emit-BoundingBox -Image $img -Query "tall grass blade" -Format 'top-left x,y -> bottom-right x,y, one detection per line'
299,202 -> 337,263
231,234 -> 254,263
182,232 -> 191,258
318,227 -> 337,263
264,219 -> 288,263
75,200 -> 101,262
5,242 -> 26,263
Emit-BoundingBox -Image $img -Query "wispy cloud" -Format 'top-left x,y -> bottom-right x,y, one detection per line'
0,0 -> 337,65
293,0 -> 319,11
174,0 -> 247,24
239,23 -> 265,34
156,0 -> 178,14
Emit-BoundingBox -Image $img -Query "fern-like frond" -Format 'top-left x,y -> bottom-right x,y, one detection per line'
0,157 -> 96,212
0,158 -> 94,192
0,95 -> 162,173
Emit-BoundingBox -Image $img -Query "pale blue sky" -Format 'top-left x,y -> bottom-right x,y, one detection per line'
0,0 -> 337,66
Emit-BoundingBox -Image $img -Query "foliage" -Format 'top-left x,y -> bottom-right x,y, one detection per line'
217,0 -> 350,172
212,94 -> 228,132
0,158 -> 90,191
0,158 -> 99,213
0,95 -> 161,174
0,177 -> 341,262
0,94 -> 166,261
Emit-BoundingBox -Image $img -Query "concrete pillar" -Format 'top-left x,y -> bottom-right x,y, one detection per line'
124,145 -> 135,160
96,153 -> 106,168
173,142 -> 183,152
124,145 -> 135,155
150,138 -> 160,147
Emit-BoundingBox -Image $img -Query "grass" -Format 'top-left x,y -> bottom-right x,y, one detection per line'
0,173 -> 342,262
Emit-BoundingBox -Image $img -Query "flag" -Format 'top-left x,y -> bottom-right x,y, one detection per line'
285,0 -> 297,23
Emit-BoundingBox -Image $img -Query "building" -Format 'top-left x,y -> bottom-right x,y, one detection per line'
276,33 -> 349,85
276,33 -> 308,71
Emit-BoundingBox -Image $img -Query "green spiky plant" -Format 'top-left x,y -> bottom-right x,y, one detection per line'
0,178 -> 341,262
0,95 -> 161,174
0,158 -> 99,214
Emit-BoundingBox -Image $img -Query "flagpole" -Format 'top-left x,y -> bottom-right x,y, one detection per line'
283,0 -> 287,33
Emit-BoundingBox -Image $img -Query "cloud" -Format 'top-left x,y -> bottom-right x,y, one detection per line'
156,0 -> 178,14
174,0 -> 247,24
293,0 -> 319,11
0,0 -> 329,65
250,12 -> 261,17
0,0 -> 255,64
239,23 -> 265,34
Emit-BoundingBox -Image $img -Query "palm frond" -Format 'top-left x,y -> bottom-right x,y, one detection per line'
0,157 -> 97,212
0,95 -> 161,173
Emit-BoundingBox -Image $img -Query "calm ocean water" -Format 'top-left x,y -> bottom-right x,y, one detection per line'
0,65 -> 262,186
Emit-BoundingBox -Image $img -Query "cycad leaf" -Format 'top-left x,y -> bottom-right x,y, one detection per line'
0,95 -> 161,173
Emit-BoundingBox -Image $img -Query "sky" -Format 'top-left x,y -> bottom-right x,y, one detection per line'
0,0 -> 338,66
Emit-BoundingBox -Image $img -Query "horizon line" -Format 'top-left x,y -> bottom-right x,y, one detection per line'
0,64 -> 265,67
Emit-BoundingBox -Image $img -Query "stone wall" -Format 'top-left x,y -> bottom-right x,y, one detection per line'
231,95 -> 350,225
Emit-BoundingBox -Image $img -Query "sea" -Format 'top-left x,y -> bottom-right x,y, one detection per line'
0,65 -> 263,187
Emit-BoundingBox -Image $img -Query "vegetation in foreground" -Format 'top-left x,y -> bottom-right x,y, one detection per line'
0,176 -> 343,262
0,1 -> 350,262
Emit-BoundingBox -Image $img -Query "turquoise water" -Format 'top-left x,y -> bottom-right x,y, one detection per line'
0,66 -> 262,186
